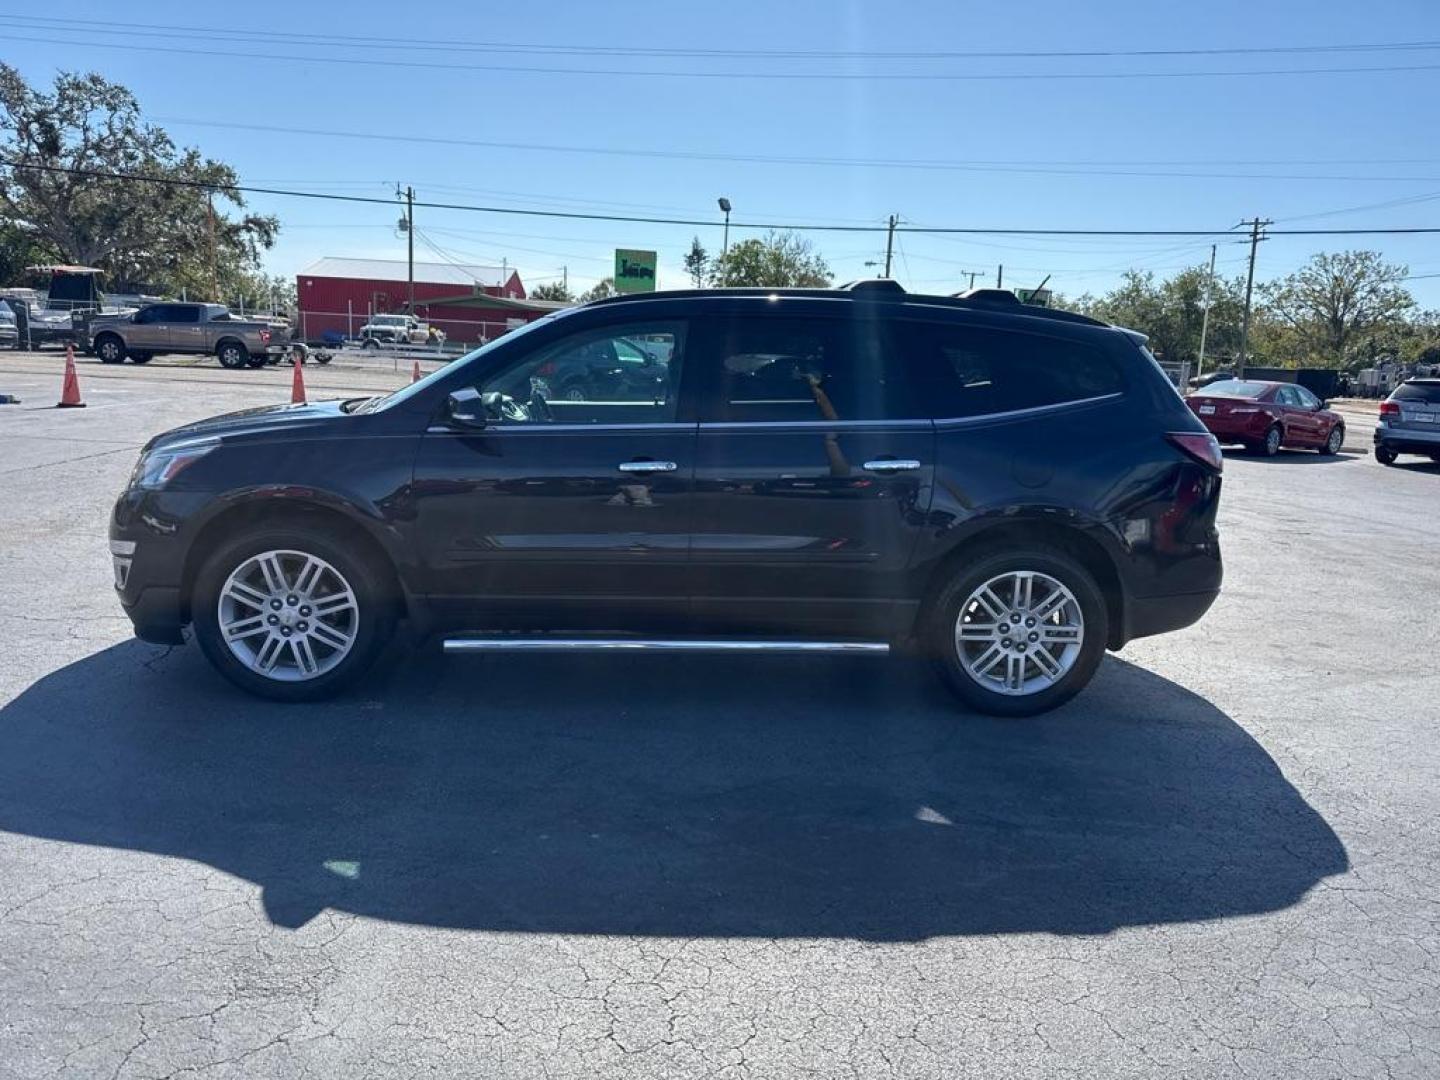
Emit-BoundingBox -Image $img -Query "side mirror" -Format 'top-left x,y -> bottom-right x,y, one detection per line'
1317,400 -> 1329,410
446,388 -> 487,428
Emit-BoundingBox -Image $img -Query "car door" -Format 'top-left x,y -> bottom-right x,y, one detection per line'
127,305 -> 173,352
408,317 -> 697,631
168,304 -> 206,352
1291,385 -> 1328,443
688,308 -> 934,638
1275,385 -> 1315,444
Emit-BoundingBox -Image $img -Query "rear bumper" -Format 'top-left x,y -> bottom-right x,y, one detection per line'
1197,414 -> 1270,442
1121,589 -> 1219,645
1375,423 -> 1440,452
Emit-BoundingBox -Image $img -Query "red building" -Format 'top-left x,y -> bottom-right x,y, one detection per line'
296,256 -> 551,345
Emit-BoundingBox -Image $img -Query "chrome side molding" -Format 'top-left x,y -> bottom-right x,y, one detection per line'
443,637 -> 890,655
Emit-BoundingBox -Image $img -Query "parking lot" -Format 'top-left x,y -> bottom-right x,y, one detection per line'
1,353 -> 1436,1078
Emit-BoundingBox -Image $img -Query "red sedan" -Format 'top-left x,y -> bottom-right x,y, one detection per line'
1185,379 -> 1345,457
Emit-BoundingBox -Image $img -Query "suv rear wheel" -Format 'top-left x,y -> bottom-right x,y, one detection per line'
1376,445 -> 1398,466
193,524 -> 395,701
929,547 -> 1108,717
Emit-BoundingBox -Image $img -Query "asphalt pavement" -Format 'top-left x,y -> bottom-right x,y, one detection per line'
1,356 -> 1436,1079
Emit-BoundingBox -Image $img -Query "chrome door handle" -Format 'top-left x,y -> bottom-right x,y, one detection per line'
863,459 -> 921,473
618,460 -> 678,473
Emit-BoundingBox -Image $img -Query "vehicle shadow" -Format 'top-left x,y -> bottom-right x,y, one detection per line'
1222,448 -> 1362,465
0,642 -> 1347,940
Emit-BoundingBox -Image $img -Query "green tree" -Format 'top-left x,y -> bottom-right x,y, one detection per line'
683,236 -> 709,288
1077,265 -> 1246,367
1261,251 -> 1414,368
578,277 -> 616,302
0,64 -> 277,296
709,231 -> 831,288
529,281 -> 575,302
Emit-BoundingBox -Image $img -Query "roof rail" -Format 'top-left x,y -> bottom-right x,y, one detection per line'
838,278 -> 907,294
579,284 -> 1110,328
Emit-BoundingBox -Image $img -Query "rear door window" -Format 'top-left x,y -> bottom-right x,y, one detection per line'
893,322 -> 1123,419
170,305 -> 202,324
702,315 -> 915,422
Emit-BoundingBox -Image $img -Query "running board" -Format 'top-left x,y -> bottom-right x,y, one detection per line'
442,637 -> 890,655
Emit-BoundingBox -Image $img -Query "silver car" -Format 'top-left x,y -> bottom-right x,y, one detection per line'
0,307 -> 16,349
1375,378 -> 1440,465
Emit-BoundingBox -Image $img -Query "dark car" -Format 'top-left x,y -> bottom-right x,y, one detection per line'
1375,378 -> 1440,465
1185,378 -> 1345,457
110,283 -> 1223,717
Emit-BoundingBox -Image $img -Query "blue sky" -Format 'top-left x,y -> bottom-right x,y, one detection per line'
5,0 -> 1440,305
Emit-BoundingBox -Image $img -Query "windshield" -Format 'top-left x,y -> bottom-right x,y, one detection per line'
1198,379 -> 1269,398
362,314 -> 565,413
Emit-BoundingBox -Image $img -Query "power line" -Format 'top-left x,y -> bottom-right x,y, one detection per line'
4,14 -> 1438,62
6,30 -> 1440,83
8,159 -> 1440,237
154,118 -> 1440,184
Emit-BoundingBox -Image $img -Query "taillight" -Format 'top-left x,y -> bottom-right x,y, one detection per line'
1167,431 -> 1223,472
1379,400 -> 1400,417
259,330 -> 271,343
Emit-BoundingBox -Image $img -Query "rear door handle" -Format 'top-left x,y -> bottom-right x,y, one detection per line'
862,459 -> 921,473
618,460 -> 678,473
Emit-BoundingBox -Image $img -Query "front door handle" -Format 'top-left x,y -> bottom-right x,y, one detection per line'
862,458 -> 921,473
618,460 -> 678,473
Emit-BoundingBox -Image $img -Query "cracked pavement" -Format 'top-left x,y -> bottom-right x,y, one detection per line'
1,358 -> 1437,1078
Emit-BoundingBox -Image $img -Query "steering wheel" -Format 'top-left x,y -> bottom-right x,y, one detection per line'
481,391 -> 530,423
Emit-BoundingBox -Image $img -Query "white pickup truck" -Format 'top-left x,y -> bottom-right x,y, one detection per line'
358,313 -> 436,347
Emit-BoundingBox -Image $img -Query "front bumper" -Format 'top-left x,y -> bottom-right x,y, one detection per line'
111,489 -> 196,645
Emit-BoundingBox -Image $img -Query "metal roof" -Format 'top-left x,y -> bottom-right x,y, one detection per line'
299,256 -> 511,288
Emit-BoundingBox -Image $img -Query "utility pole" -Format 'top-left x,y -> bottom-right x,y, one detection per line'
1236,218 -> 1271,379
397,184 -> 415,313
562,265 -> 568,295
883,214 -> 897,277
997,264 -> 1004,289
206,191 -> 219,302
965,270 -> 979,290
1196,243 -> 1217,382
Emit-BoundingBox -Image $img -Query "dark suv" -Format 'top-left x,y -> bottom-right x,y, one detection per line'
111,283 -> 1223,716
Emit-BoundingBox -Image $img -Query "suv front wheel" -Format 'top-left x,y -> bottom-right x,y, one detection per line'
193,524 -> 395,701
929,547 -> 1108,717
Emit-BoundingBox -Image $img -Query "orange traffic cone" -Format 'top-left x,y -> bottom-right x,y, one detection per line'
290,353 -> 307,404
56,344 -> 86,409
411,359 -> 422,383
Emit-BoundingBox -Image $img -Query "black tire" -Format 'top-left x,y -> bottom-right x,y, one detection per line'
1375,445 -> 1399,466
192,523 -> 396,702
1322,425 -> 1343,455
216,340 -> 249,369
361,338 -> 380,351
245,354 -> 267,368
95,334 -> 126,364
928,546 -> 1109,718
1257,424 -> 1282,457
315,354 -> 332,365
129,352 -> 152,365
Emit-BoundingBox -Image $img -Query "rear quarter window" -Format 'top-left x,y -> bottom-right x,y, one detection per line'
895,322 -> 1124,419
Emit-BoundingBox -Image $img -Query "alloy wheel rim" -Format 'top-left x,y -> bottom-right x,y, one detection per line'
217,549 -> 359,682
954,570 -> 1084,696
1267,428 -> 1281,453
1328,428 -> 1342,453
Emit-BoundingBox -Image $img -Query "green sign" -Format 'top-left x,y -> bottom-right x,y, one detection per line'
1015,288 -> 1053,307
614,249 -> 658,294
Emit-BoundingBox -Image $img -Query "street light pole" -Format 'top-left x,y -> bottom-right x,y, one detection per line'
718,197 -> 732,286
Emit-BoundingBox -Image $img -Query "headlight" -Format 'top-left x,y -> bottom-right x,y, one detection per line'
129,439 -> 219,490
